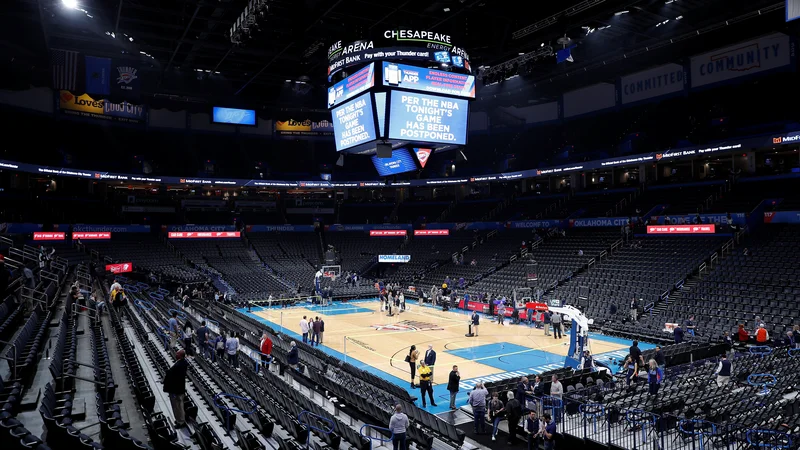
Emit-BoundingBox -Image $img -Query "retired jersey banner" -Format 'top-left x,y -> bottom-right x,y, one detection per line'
620,63 -> 686,105
690,33 -> 793,89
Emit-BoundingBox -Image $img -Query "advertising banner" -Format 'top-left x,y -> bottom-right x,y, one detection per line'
651,213 -> 746,226
332,93 -> 377,151
370,230 -> 408,236
646,224 -> 715,234
690,33 -> 793,88
73,224 -> 150,233
33,232 -> 65,241
168,231 -> 241,239
508,220 -> 563,229
388,91 -> 468,145
58,90 -> 146,124
620,63 -> 686,105
213,107 -> 256,126
72,232 -> 111,240
382,62 -> 475,98
328,63 -> 375,108
414,229 -> 450,236
325,224 -> 411,232
764,211 -> 800,223
569,217 -> 631,228
164,225 -> 236,232
378,254 -> 411,263
106,262 -> 133,274
456,299 -> 490,314
274,118 -> 334,137
246,225 -> 316,232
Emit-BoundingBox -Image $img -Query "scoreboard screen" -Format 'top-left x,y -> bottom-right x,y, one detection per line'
372,148 -> 417,176
387,91 -> 468,145
327,63 -> 376,108
331,93 -> 377,151
382,62 -> 475,98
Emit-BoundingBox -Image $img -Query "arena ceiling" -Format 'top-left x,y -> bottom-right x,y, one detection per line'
1,0 -> 794,109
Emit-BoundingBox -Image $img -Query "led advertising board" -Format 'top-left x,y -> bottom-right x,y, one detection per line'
388,91 -> 468,145
382,62 -> 475,98
371,148 -> 417,176
331,93 -> 377,151
328,63 -> 376,108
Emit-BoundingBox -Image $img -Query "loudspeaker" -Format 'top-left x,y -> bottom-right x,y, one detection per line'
376,143 -> 392,158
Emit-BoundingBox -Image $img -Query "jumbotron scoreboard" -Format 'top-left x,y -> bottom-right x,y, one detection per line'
326,29 -> 475,156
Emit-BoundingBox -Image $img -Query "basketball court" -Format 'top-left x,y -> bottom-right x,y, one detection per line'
242,299 -> 652,414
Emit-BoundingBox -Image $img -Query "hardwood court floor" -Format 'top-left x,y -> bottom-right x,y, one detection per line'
252,300 -> 627,386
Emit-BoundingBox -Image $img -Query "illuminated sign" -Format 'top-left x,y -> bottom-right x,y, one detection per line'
212,107 -> 256,126
646,225 -> 716,234
328,63 -> 375,108
58,90 -> 146,123
168,231 -> 242,239
331,93 -> 377,151
382,62 -> 475,98
106,262 -> 133,273
414,229 -> 449,236
388,91 -> 468,145
274,118 -> 334,136
378,254 -> 411,263
72,232 -> 112,240
414,148 -> 432,168
372,148 -> 417,176
33,232 -> 66,241
369,230 -> 407,236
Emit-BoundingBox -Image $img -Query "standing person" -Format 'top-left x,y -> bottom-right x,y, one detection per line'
549,375 -> 563,401
471,311 -> 480,337
225,332 -> 240,368
685,315 -> 696,336
526,410 -> 545,450
310,317 -> 321,347
630,297 -> 638,321
389,404 -> 409,450
181,322 -> 194,356
497,303 -> 505,326
318,317 -> 325,345
447,365 -> 460,410
624,355 -> 638,389
488,391 -> 505,441
424,345 -> 437,380
630,341 -> 644,366
168,311 -> 180,349
542,412 -> 557,450
647,359 -> 663,396
399,291 -> 406,311
468,383 -> 489,435
406,345 -> 419,388
505,390 -> 523,444
215,331 -> 227,361
543,310 -> 551,336
673,324 -> 685,344
259,332 -> 272,374
653,346 -> 666,368
714,354 -> 732,386
287,341 -> 299,370
196,321 -> 210,359
551,312 -> 562,339
163,349 -> 189,428
418,361 -> 436,407
299,316 -> 310,343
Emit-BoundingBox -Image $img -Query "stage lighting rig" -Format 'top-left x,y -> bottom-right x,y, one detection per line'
230,0 -> 269,44
481,45 -> 554,80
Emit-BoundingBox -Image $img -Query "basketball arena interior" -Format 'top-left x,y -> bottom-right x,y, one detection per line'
3,1 -> 800,449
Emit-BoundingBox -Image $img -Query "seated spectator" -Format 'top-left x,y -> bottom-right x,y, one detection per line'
737,324 -> 749,342
755,324 -> 769,344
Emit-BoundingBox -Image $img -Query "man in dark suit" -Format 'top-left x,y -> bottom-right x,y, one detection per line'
447,365 -> 460,410
163,349 -> 190,428
424,344 -> 437,380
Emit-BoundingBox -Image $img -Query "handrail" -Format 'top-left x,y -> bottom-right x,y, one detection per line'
678,419 -> 716,450
0,340 -> 18,381
359,424 -> 394,450
213,393 -> 257,432
746,429 -> 793,448
298,410 -> 335,450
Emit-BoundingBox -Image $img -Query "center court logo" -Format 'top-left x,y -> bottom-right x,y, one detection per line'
371,320 -> 444,331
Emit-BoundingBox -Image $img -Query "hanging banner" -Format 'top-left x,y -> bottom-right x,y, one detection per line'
690,33 -> 793,89
58,90 -> 146,124
620,63 -> 686,105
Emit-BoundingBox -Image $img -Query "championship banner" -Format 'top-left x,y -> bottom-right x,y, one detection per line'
58,90 -> 146,124
274,118 -> 334,137
690,33 -> 793,89
106,262 -> 133,274
619,63 -> 685,105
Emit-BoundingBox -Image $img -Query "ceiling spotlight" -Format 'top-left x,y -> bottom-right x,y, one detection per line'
62,0 -> 78,9
615,10 -> 629,15
443,7 -> 450,12
540,43 -> 545,47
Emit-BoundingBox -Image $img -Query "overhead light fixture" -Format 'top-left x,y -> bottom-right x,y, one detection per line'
285,79 -> 291,82
615,10 -> 629,15
62,0 -> 78,9
540,43 -> 545,47
665,0 -> 676,4
443,7 -> 450,12
675,15 -> 683,20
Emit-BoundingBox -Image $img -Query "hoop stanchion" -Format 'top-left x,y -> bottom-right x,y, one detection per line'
626,409 -> 656,445
746,429 -> 793,448
747,373 -> 777,396
359,424 -> 393,450
678,419 -> 716,450
298,410 -> 334,449
213,393 -> 257,433
580,403 -> 604,435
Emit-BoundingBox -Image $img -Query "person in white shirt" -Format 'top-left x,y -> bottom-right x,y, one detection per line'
110,280 -> 122,292
299,315 -> 310,343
